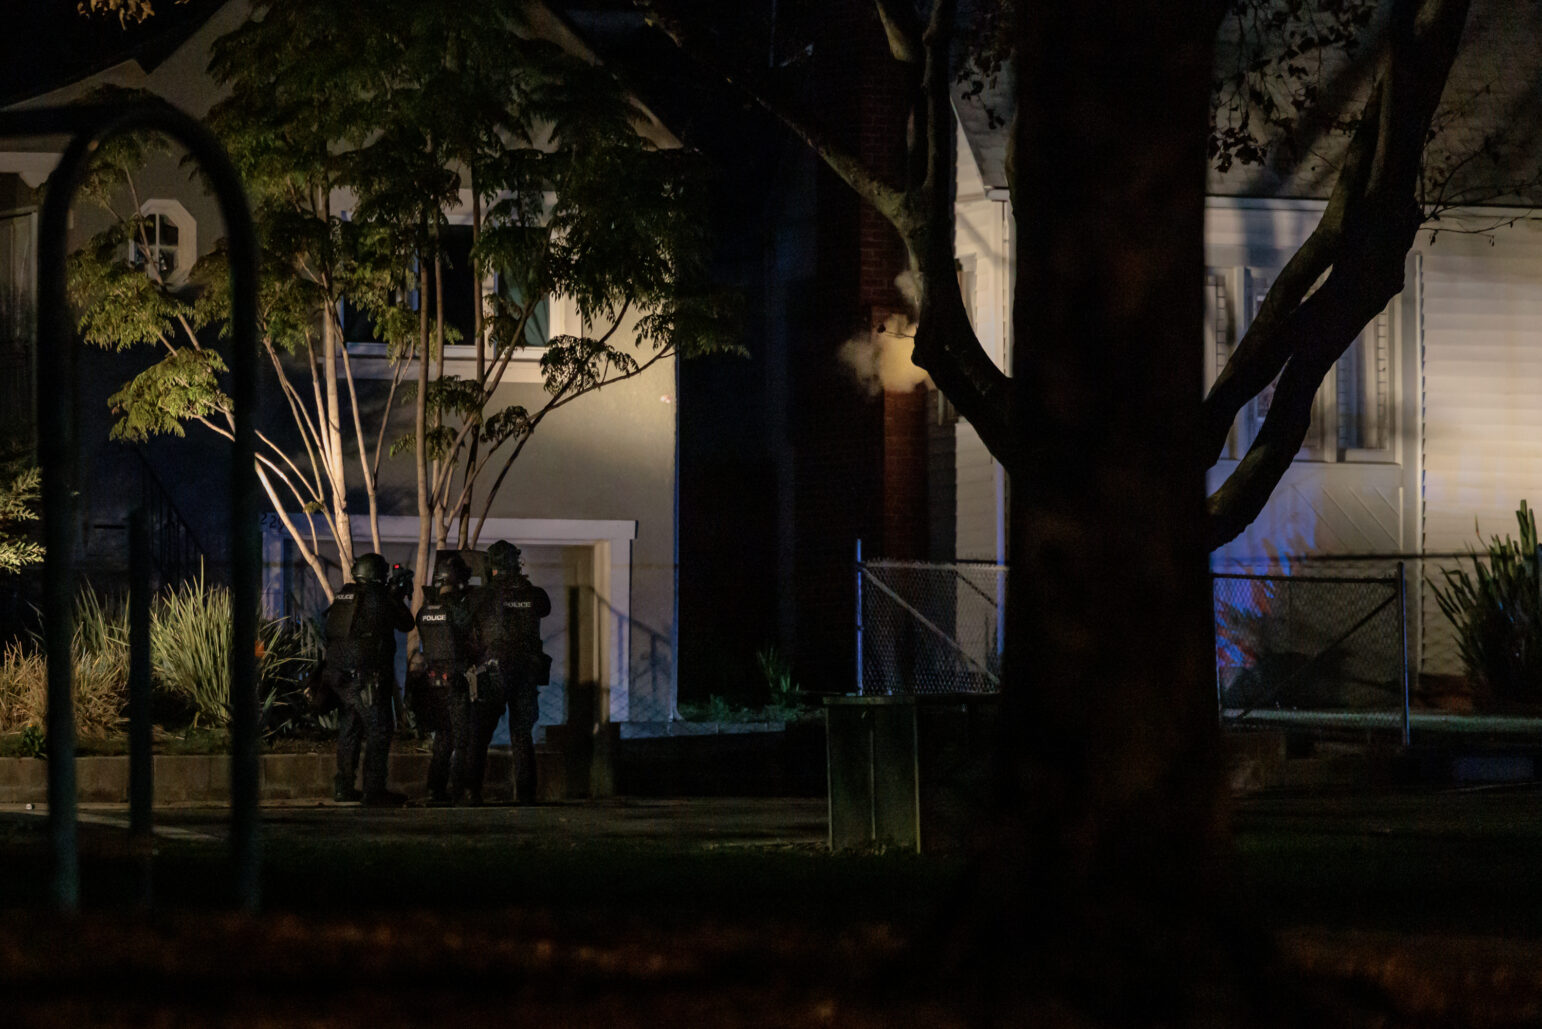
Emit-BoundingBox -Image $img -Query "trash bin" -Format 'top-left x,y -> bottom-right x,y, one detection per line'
825,693 -> 1000,853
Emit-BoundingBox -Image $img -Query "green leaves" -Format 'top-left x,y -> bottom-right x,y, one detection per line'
1432,501 -> 1542,704
107,348 -> 231,441
69,221 -> 197,351
481,405 -> 532,449
0,462 -> 42,574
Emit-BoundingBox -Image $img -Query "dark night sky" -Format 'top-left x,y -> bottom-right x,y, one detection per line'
0,0 -> 223,105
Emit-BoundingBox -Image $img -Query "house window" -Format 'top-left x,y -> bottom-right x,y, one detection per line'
494,274 -> 549,350
342,222 -> 549,352
130,199 -> 196,285
1206,265 -> 1395,463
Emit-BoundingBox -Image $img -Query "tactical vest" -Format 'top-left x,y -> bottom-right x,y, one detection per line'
323,584 -> 361,669
324,584 -> 360,645
473,581 -> 549,660
417,601 -> 465,670
325,581 -> 404,669
500,592 -> 544,651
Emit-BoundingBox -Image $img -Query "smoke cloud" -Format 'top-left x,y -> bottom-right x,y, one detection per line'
837,313 -> 932,397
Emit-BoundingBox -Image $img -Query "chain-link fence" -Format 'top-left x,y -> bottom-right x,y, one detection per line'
856,558 -> 1005,696
853,548 -> 1542,738
1213,552 -> 1532,718
1213,568 -> 1410,739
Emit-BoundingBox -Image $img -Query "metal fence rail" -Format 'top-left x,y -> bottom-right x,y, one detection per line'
1213,568 -> 1411,743
856,548 -> 1005,696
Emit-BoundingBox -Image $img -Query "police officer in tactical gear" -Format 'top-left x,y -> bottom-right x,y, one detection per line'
468,540 -> 551,804
324,552 -> 414,805
412,554 -> 474,805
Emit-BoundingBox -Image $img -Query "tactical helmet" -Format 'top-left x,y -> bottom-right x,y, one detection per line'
351,552 -> 388,583
487,540 -> 522,577
432,554 -> 470,588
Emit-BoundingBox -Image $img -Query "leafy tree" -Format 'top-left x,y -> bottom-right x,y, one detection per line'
79,1 -> 731,605
77,0 -> 162,23
0,458 -> 43,574
335,1 -> 734,598
65,51 -> 400,602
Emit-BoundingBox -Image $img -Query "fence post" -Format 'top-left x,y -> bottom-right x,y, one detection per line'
854,539 -> 864,696
1398,561 -> 1411,747
1212,575 -> 1223,726
128,510 -> 153,838
129,508 -> 154,906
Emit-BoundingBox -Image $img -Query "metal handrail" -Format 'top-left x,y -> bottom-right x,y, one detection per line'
134,447 -> 207,584
0,100 -> 261,912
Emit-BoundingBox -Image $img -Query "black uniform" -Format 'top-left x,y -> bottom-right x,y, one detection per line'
413,585 -> 474,802
324,580 -> 414,800
468,575 -> 551,802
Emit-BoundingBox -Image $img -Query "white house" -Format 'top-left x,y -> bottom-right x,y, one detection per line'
0,0 -> 684,730
950,18 -> 1542,686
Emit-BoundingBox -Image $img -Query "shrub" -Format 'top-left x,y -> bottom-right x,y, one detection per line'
756,645 -> 802,709
151,570 -> 290,728
0,590 -> 128,737
0,577 -> 307,739
1432,501 -> 1542,705
254,611 -> 329,738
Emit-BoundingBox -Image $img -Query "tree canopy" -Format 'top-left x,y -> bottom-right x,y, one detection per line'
72,0 -> 734,600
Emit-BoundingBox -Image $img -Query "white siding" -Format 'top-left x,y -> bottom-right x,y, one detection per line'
952,123 -> 1011,561
1421,227 -> 1542,551
1204,201 -> 1415,571
1207,462 -> 1405,563
1419,220 -> 1542,674
955,420 -> 999,561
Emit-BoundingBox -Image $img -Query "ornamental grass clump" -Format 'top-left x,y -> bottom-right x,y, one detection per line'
1432,501 -> 1542,705
0,590 -> 128,737
151,570 -> 289,728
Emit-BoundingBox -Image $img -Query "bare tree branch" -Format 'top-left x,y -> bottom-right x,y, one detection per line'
1205,0 -> 1473,549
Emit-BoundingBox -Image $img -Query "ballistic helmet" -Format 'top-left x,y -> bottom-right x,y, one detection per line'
487,540 -> 521,577
351,552 -> 388,583
432,554 -> 470,589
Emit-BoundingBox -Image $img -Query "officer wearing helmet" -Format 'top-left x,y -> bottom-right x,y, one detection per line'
468,540 -> 551,803
323,552 -> 414,806
412,553 -> 474,805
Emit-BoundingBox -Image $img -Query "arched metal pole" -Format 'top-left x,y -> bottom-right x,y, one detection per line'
1,101 -> 262,912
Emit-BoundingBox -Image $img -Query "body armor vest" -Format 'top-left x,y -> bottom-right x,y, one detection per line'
324,584 -> 360,645
472,580 -> 550,661
325,581 -> 411,670
417,595 -> 468,671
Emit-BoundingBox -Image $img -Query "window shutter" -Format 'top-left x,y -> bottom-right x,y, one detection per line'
1204,269 -> 1232,390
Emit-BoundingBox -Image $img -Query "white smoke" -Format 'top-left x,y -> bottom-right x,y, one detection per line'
837,312 -> 932,397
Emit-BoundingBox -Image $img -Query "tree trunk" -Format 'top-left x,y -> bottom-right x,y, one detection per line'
458,183 -> 483,552
413,253 -> 432,615
318,186 -> 353,578
960,4 -> 1244,1021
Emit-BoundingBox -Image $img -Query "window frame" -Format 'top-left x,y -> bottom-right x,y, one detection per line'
1206,263 -> 1397,465
130,198 -> 197,287
338,208 -> 563,383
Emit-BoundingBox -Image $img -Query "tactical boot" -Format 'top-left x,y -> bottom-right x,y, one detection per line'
363,789 -> 407,808
334,775 -> 362,803
426,788 -> 453,807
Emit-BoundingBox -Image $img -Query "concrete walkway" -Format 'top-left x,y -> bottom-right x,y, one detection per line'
0,795 -> 833,852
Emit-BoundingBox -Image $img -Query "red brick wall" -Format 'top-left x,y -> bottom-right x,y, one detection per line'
784,0 -> 923,689
882,386 -> 929,559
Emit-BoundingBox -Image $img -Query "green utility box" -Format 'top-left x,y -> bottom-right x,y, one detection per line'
825,694 -> 999,853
